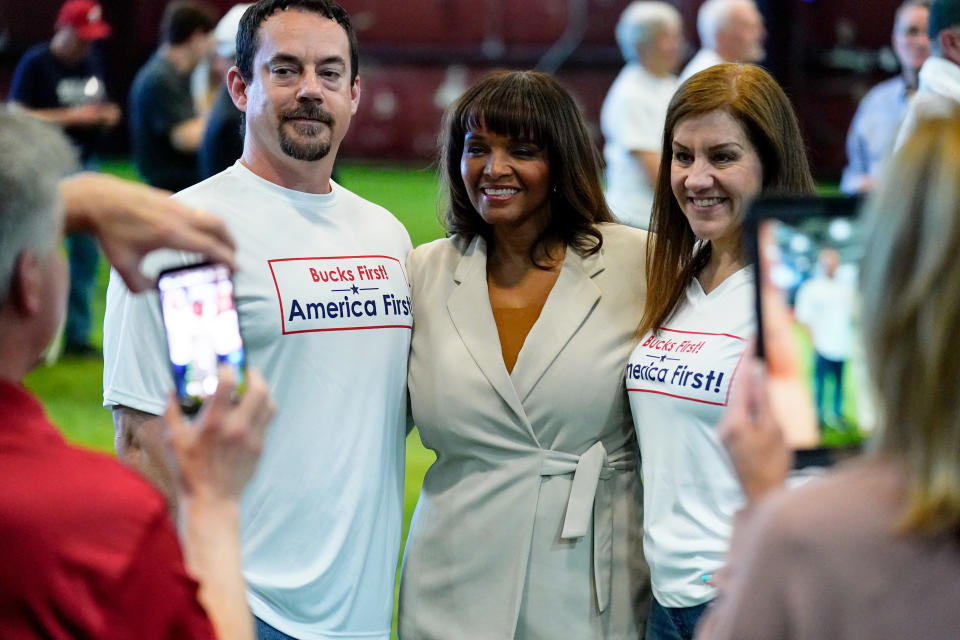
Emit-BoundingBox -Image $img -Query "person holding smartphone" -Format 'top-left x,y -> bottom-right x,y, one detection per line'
696,112 -> 960,640
625,63 -> 815,640
0,105 -> 273,640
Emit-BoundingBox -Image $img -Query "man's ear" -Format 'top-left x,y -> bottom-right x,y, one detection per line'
227,66 -> 249,112
938,28 -> 960,64
9,251 -> 44,317
349,76 -> 361,116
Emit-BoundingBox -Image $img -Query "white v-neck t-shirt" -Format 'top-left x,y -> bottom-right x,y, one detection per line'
627,268 -> 754,607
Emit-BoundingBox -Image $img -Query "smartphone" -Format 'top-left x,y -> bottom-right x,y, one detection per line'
157,262 -> 245,414
745,196 -> 869,467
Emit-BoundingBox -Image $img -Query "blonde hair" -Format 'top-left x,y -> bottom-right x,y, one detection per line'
861,110 -> 960,537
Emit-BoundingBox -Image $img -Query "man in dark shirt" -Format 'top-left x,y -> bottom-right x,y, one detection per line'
200,4 -> 250,179
129,1 -> 215,192
9,0 -> 122,357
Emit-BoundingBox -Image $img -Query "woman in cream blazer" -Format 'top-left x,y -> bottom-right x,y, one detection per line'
399,71 -> 651,639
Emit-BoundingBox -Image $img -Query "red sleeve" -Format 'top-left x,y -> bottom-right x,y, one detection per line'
104,511 -> 218,640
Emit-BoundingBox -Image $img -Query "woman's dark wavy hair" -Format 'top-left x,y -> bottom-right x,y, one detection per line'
439,70 -> 613,265
639,63 -> 816,336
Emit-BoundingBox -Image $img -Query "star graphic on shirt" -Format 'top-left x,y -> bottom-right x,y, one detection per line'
350,284 -> 360,294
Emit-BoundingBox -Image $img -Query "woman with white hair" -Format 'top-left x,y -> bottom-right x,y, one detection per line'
601,1 -> 683,230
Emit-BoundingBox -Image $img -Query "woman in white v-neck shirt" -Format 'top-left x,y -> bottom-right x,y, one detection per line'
626,64 -> 816,640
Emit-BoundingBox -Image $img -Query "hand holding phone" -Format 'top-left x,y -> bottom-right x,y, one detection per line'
157,262 -> 246,414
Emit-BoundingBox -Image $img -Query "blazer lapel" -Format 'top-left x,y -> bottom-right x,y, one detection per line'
511,247 -> 604,403
446,236 -> 530,427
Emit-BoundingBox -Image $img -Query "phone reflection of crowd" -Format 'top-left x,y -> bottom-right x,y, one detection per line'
3,1 -> 960,640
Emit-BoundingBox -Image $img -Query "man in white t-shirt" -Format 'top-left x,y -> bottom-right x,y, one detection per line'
601,1 -> 683,229
795,248 -> 855,429
679,0 -> 766,82
103,2 -> 412,639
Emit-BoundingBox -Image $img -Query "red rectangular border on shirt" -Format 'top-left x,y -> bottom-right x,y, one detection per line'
626,327 -> 746,406
268,255 -> 412,335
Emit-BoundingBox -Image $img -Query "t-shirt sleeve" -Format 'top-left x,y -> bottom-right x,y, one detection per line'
8,51 -> 41,105
104,511 -> 217,640
102,251 -> 189,414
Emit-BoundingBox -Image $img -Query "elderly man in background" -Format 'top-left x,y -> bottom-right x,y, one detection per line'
679,0 -> 765,82
8,0 -> 122,357
601,1 -> 683,230
896,0 -> 960,145
841,0 -> 931,194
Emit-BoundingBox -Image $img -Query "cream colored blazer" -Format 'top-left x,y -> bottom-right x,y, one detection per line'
400,223 -> 651,639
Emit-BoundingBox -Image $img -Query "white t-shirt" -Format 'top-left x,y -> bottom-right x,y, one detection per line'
679,48 -> 725,83
601,64 -> 679,230
627,268 -> 753,607
794,273 -> 855,361
103,162 -> 412,640
895,56 -> 960,151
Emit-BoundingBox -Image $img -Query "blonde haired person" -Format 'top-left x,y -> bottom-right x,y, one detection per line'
698,110 -> 960,639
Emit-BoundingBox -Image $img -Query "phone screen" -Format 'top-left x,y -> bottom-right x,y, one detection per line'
748,197 -> 871,464
157,262 -> 245,414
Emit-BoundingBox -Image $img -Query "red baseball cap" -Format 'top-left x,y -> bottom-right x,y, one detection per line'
55,1 -> 112,41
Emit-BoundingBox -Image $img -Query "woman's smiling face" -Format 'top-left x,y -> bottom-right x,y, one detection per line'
670,109 -> 763,249
460,124 -> 552,234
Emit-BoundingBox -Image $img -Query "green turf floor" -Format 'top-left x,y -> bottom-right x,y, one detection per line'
25,160 -> 443,637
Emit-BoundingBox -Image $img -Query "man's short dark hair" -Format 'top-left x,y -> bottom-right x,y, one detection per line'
929,0 -> 960,39
161,1 -> 216,46
235,0 -> 359,85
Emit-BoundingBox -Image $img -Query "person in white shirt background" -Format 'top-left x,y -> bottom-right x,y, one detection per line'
679,0 -> 765,82
601,1 -> 683,230
794,248 -> 856,430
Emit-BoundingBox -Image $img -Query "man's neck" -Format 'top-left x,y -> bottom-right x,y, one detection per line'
0,336 -> 34,383
902,66 -> 920,92
239,149 -> 334,195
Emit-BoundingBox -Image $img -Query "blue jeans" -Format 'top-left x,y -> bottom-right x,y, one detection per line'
813,352 -> 844,426
64,231 -> 99,346
645,598 -> 710,640
256,617 -> 299,640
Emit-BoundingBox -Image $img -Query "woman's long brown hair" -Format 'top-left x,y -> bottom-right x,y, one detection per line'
638,63 -> 815,337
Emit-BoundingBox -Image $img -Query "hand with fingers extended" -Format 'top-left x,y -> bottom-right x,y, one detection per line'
60,172 -> 237,292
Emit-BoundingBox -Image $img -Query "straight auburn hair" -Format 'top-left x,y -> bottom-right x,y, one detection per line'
439,70 -> 613,265
638,63 -> 815,337
861,112 -> 960,538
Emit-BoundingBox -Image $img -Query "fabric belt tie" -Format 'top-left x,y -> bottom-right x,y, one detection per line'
539,440 -> 635,613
